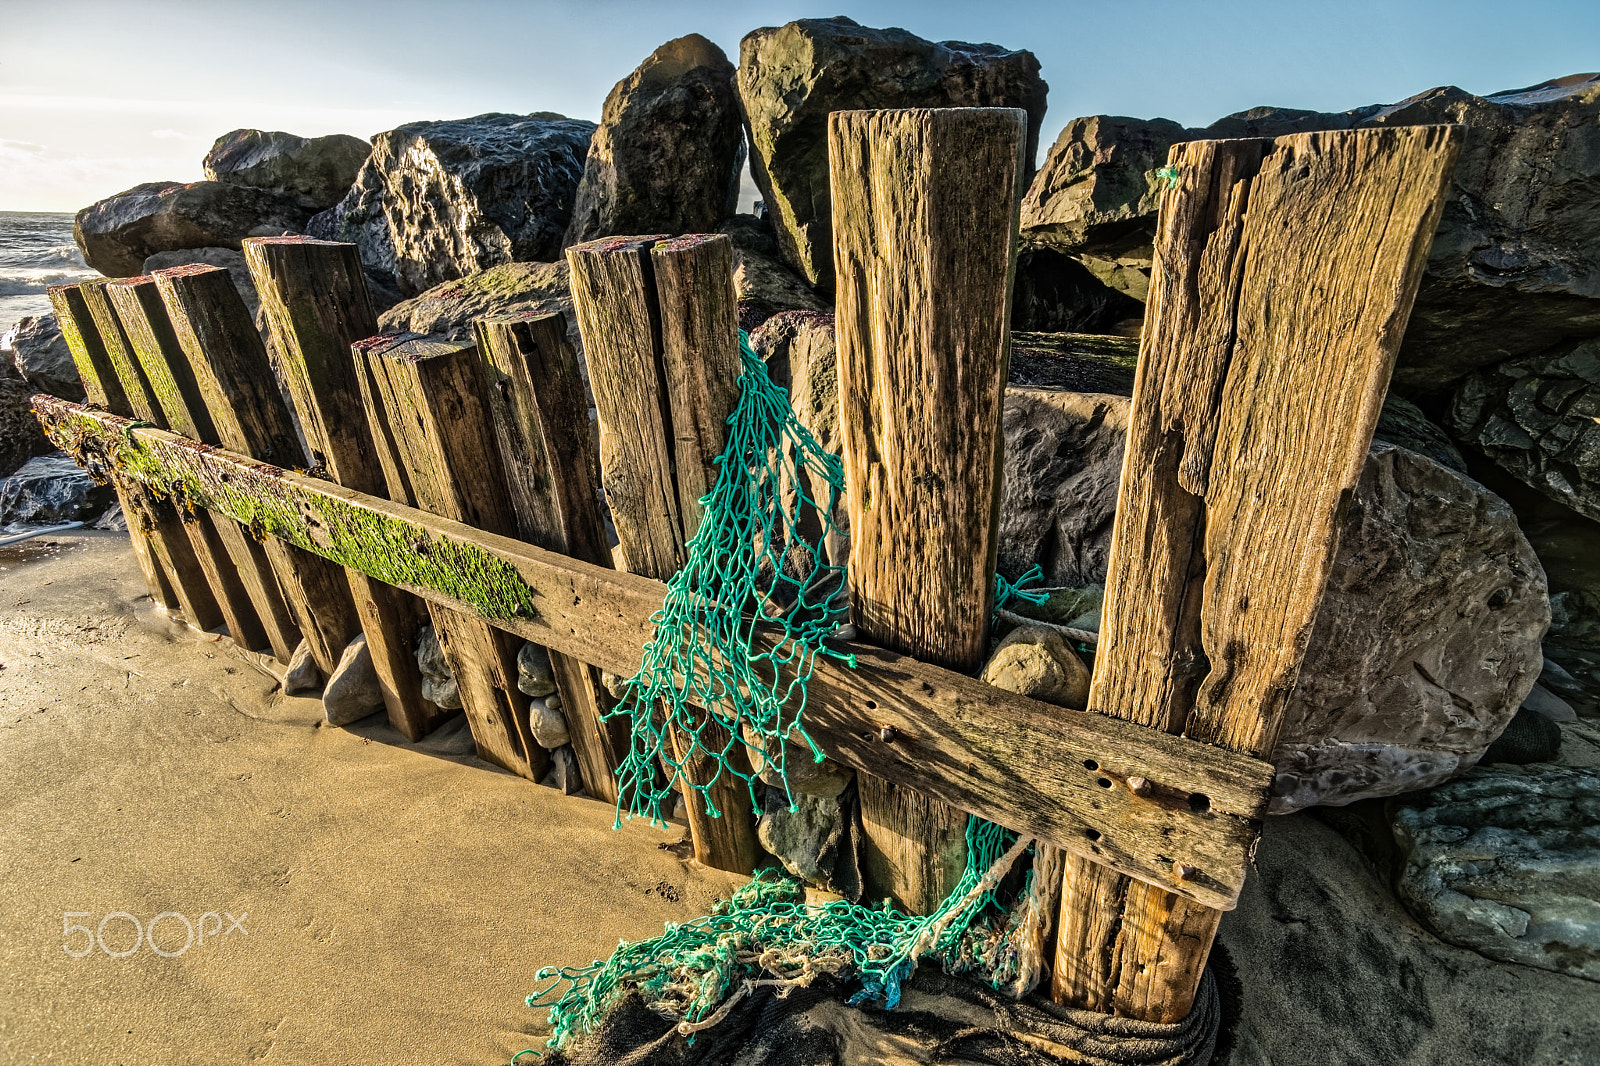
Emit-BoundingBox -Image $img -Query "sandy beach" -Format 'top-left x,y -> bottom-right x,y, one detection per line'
0,531 -> 742,1065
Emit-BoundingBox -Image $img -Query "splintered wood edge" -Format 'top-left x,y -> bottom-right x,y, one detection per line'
37,398 -> 1276,908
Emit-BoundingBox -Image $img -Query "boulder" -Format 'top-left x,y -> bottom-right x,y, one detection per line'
322,633 -> 383,726
142,247 -> 262,325
1007,331 -> 1140,395
1390,765 -> 1600,982
1017,73 -> 1600,390
74,180 -> 312,277
1215,812 -> 1600,1064
979,623 -> 1091,709
309,113 -> 594,296
564,35 -> 744,247
1011,245 -> 1145,334
737,16 -> 1047,290
376,260 -> 577,353
8,315 -> 81,400
998,387 -> 1549,811
1449,337 -> 1600,522
0,452 -> 115,527
203,129 -> 371,212
718,215 -> 826,331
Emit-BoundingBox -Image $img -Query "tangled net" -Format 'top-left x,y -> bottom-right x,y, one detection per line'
523,332 -> 1061,1057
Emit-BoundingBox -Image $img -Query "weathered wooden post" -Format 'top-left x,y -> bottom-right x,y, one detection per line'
475,311 -> 630,801
1050,126 -> 1463,1020
567,233 -> 759,875
243,236 -> 444,740
153,264 -> 362,678
104,275 -> 302,662
828,107 -> 1027,913
358,333 -> 543,780
47,283 -> 213,627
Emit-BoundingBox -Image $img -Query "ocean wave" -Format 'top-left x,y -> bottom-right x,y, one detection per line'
0,244 -> 89,270
0,270 -> 96,296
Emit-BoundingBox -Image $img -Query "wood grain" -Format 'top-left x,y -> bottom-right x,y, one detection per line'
1050,126 -> 1464,1019
153,263 -> 361,675
244,237 -> 443,740
475,311 -> 629,802
106,275 -> 300,661
360,333 -> 541,780
829,107 -> 1026,912
36,399 -> 1275,910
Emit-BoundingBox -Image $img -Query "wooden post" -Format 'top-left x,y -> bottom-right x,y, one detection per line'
243,236 -> 443,740
47,283 -> 214,627
828,107 -> 1026,913
152,263 -> 361,677
359,333 -> 543,780
475,310 -> 630,802
103,276 -> 302,662
1050,126 -> 1463,1020
567,233 -> 759,875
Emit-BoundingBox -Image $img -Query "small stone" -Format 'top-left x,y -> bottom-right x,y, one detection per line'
830,624 -> 856,643
283,638 -> 322,697
414,624 -> 463,709
322,633 -> 384,726
529,698 -> 571,750
540,745 -> 583,795
516,642 -> 557,697
544,693 -> 561,712
420,674 -> 462,711
599,671 -> 627,700
980,623 -> 1091,709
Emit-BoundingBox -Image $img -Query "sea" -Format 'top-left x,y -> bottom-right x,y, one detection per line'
0,211 -> 98,348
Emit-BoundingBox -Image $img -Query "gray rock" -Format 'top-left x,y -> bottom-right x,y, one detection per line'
8,315 -> 81,400
1525,682 -> 1578,724
718,216 -> 826,332
742,720 -> 854,795
737,16 -> 1047,291
321,633 -> 384,726
1017,73 -> 1600,390
516,642 -> 558,698
1216,811 -> 1600,1064
1012,245 -> 1145,335
998,388 -> 1548,811
283,638 -> 322,697
377,260 -> 577,352
1391,765 -> 1600,982
414,623 -> 463,711
0,361 -> 55,478
1449,336 -> 1600,522
529,697 -> 570,750
541,744 -> 584,794
979,623 -> 1091,709
203,129 -> 371,211
309,113 -> 594,297
91,501 -> 125,531
142,248 -> 262,325
564,35 -> 744,248
74,180 -> 312,277
1006,331 -> 1141,395
758,790 -> 846,888
0,452 -> 115,528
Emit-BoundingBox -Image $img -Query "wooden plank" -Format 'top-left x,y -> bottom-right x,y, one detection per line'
104,276 -> 300,661
152,263 -> 361,676
829,107 -> 1026,913
1050,126 -> 1464,1020
34,398 -> 1275,909
359,333 -> 542,780
243,236 -> 442,740
568,234 -> 759,875
47,282 -> 218,628
475,311 -> 630,802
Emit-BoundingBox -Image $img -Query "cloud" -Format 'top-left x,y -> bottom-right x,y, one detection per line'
150,128 -> 200,140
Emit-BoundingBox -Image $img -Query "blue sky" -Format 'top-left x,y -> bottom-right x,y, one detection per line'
2,0 -> 1596,212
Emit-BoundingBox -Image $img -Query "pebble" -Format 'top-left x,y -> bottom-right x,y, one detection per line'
517,642 -> 557,697
530,698 -> 571,749
322,633 -> 384,726
283,639 -> 322,697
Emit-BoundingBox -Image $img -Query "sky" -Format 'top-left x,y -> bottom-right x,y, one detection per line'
2,0 -> 1597,213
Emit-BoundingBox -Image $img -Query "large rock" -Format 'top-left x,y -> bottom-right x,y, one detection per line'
0,452 -> 116,528
309,113 -> 594,296
322,633 -> 383,726
1214,812 -> 1600,1065
737,16 -> 1047,291
0,364 -> 55,478
74,180 -> 312,277
718,215 -> 826,331
1449,337 -> 1600,522
203,129 -> 371,212
8,315 -> 81,400
1018,73 -> 1600,390
1011,245 -> 1145,334
142,247 -> 262,324
376,260 -> 577,351
998,387 -> 1549,811
564,35 -> 744,247
1390,765 -> 1600,981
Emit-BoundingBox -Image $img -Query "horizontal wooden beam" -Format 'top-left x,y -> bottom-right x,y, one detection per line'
34,395 -> 1273,908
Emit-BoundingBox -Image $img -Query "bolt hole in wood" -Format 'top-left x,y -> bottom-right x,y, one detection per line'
1189,792 -> 1211,814
1085,828 -> 1102,841
1096,778 -> 1112,789
1082,759 -> 1098,771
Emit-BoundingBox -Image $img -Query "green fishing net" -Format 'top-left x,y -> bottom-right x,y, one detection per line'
523,331 -> 1054,1057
